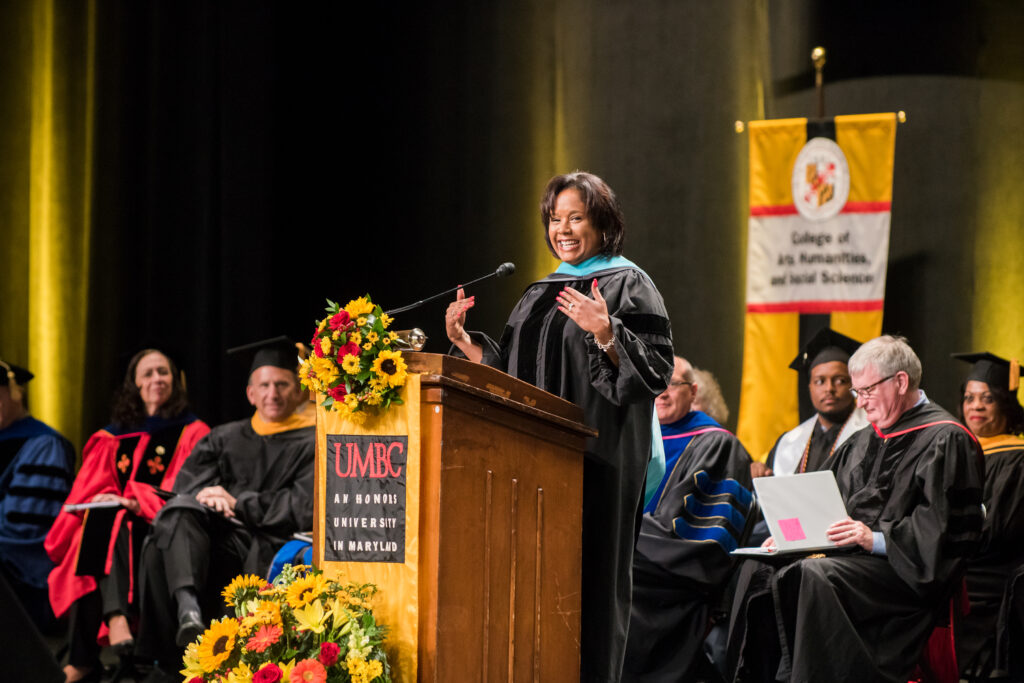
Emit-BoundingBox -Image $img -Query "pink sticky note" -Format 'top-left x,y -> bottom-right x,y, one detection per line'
778,518 -> 806,542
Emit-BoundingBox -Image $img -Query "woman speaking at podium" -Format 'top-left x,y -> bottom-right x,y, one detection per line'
446,171 -> 674,682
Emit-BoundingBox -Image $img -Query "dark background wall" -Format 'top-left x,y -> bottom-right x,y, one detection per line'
3,1 -> 1022,448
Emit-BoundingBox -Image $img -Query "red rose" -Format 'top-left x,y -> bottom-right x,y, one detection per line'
253,662 -> 283,683
328,385 -> 347,401
336,342 -> 360,362
328,311 -> 352,331
311,328 -> 324,358
318,641 -> 341,667
189,678 -> 204,683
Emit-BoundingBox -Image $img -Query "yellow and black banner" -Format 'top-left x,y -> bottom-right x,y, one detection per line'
315,375 -> 421,682
737,113 -> 897,459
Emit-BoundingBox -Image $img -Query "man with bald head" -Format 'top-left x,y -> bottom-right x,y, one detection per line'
625,356 -> 754,680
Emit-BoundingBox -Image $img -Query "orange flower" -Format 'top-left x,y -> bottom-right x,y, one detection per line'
290,658 -> 326,683
245,623 -> 283,653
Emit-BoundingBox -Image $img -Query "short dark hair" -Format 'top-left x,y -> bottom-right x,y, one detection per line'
111,348 -> 191,429
540,171 -> 625,259
958,382 -> 1024,436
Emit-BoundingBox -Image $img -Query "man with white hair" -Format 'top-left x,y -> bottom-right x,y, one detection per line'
729,335 -> 984,682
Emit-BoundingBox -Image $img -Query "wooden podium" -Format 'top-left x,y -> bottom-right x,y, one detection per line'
313,352 -> 595,681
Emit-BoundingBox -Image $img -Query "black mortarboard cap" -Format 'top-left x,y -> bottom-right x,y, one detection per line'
0,359 -> 33,386
952,351 -> 1021,393
227,336 -> 302,375
789,327 -> 862,372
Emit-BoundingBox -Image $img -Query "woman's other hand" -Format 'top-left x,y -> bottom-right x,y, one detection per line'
557,279 -> 619,365
445,287 -> 483,362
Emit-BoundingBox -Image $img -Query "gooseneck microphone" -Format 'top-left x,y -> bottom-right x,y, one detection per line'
385,263 -> 516,316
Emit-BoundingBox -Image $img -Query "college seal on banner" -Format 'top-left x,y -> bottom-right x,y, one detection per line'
791,136 -> 850,221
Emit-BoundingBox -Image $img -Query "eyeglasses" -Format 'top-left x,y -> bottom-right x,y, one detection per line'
850,374 -> 896,399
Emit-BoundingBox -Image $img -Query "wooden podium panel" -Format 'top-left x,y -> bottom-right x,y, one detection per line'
315,353 -> 592,682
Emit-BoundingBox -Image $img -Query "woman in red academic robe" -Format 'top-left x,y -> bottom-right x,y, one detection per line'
46,349 -> 209,682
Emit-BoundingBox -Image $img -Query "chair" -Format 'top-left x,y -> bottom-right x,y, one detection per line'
908,578 -> 969,683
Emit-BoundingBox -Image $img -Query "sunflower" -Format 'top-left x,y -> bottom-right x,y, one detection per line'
379,313 -> 392,329
196,617 -> 239,673
371,349 -> 407,388
362,342 -> 373,351
285,572 -> 328,609
344,297 -> 374,318
222,574 -> 266,608
365,331 -> 379,343
341,353 -> 361,374
363,391 -> 383,406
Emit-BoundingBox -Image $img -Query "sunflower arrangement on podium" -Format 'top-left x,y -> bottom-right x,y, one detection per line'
181,564 -> 390,683
299,296 -> 408,425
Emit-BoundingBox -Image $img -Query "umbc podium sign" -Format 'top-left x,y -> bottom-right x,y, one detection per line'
313,352 -> 593,682
325,434 -> 408,563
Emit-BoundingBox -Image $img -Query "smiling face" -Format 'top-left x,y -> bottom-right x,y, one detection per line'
655,357 -> 696,425
247,365 -> 301,423
547,188 -> 602,266
135,352 -> 173,416
962,379 -> 1008,438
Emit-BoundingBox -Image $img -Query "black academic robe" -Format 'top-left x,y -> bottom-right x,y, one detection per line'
958,434 -> 1024,674
625,413 -> 753,682
160,417 -> 316,570
135,416 -> 314,665
729,400 -> 984,683
468,264 -> 674,683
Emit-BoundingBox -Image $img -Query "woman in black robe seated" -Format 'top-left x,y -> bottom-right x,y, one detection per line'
47,350 -> 209,682
951,352 -> 1024,678
445,171 -> 674,682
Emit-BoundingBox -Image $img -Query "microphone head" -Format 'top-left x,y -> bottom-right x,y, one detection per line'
496,262 -> 516,277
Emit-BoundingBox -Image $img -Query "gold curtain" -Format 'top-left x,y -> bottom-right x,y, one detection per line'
0,0 -> 95,450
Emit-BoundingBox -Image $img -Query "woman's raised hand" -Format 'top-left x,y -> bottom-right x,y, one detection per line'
445,287 -> 483,363
445,287 -> 475,344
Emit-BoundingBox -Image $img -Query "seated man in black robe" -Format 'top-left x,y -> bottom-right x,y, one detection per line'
728,335 -> 984,683
755,327 -> 868,478
625,356 -> 754,682
135,337 -> 315,674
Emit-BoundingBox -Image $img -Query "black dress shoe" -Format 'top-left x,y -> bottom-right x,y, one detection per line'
108,639 -> 136,683
175,609 -> 205,647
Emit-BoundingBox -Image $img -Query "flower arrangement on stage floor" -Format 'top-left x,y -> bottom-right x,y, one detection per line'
181,564 -> 391,683
299,295 -> 408,425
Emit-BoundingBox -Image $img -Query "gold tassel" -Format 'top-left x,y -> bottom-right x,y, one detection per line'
1010,359 -> 1020,392
0,360 -> 23,404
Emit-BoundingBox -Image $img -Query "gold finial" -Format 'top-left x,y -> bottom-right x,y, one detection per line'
811,47 -> 826,70
734,120 -> 745,133
897,110 -> 907,123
